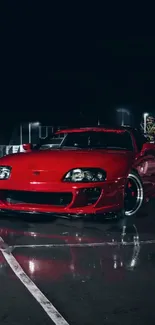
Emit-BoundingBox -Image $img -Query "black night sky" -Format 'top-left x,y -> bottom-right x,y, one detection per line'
1,2 -> 155,140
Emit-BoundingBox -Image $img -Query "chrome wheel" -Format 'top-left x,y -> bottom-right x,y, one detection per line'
124,172 -> 143,216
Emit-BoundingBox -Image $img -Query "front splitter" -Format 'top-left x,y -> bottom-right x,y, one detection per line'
0,208 -> 122,220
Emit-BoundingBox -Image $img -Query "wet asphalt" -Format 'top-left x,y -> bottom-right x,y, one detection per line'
0,202 -> 155,324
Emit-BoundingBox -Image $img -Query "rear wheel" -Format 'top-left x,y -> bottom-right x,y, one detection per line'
124,171 -> 144,217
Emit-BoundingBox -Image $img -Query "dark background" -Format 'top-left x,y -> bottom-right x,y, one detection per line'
0,2 -> 155,141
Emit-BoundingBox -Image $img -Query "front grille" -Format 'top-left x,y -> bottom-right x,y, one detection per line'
1,190 -> 72,207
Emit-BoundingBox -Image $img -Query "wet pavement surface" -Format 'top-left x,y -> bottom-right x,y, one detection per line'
0,202 -> 155,324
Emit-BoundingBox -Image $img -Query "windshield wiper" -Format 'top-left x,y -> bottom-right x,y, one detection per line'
103,146 -> 130,150
89,146 -> 130,150
60,146 -> 82,150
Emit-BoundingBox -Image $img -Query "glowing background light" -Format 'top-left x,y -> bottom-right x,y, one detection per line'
116,108 -> 131,126
143,112 -> 149,133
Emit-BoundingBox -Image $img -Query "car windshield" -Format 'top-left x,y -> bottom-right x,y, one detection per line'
38,130 -> 133,151
61,131 -> 133,150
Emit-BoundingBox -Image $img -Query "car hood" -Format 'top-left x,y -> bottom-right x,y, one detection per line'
0,149 -> 135,180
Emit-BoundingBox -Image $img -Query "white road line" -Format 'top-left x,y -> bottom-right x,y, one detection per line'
10,239 -> 155,249
11,242 -> 133,248
0,236 -> 70,325
3,236 -> 155,250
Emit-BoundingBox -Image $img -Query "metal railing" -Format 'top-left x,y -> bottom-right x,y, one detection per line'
0,125 -> 68,157
0,145 -> 23,157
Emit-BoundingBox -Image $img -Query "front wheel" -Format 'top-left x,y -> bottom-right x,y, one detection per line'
124,170 -> 144,217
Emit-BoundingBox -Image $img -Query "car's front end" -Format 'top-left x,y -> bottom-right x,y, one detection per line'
0,171 -> 125,217
0,128 -> 134,217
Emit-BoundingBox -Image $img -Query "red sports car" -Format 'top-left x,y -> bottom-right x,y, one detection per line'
0,126 -> 154,218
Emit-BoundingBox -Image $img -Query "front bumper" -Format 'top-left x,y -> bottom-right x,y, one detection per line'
0,178 -> 126,215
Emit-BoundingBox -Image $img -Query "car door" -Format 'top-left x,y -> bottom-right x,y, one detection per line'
133,131 -> 155,197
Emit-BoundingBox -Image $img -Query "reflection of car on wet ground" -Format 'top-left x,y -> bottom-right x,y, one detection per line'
0,227 -> 139,281
0,126 -> 155,218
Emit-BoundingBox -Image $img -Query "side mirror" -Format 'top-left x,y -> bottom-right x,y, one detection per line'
22,143 -> 32,152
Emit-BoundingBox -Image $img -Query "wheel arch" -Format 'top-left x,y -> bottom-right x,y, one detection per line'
124,168 -> 144,216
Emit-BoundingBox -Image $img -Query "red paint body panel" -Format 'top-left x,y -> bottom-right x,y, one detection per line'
0,127 -> 155,215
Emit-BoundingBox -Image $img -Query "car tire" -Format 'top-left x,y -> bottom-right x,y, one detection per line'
124,170 -> 144,217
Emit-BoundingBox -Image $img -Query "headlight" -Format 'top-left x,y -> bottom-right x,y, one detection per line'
63,168 -> 106,182
0,166 -> 11,180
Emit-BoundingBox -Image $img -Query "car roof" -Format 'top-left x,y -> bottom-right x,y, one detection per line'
56,126 -> 131,134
